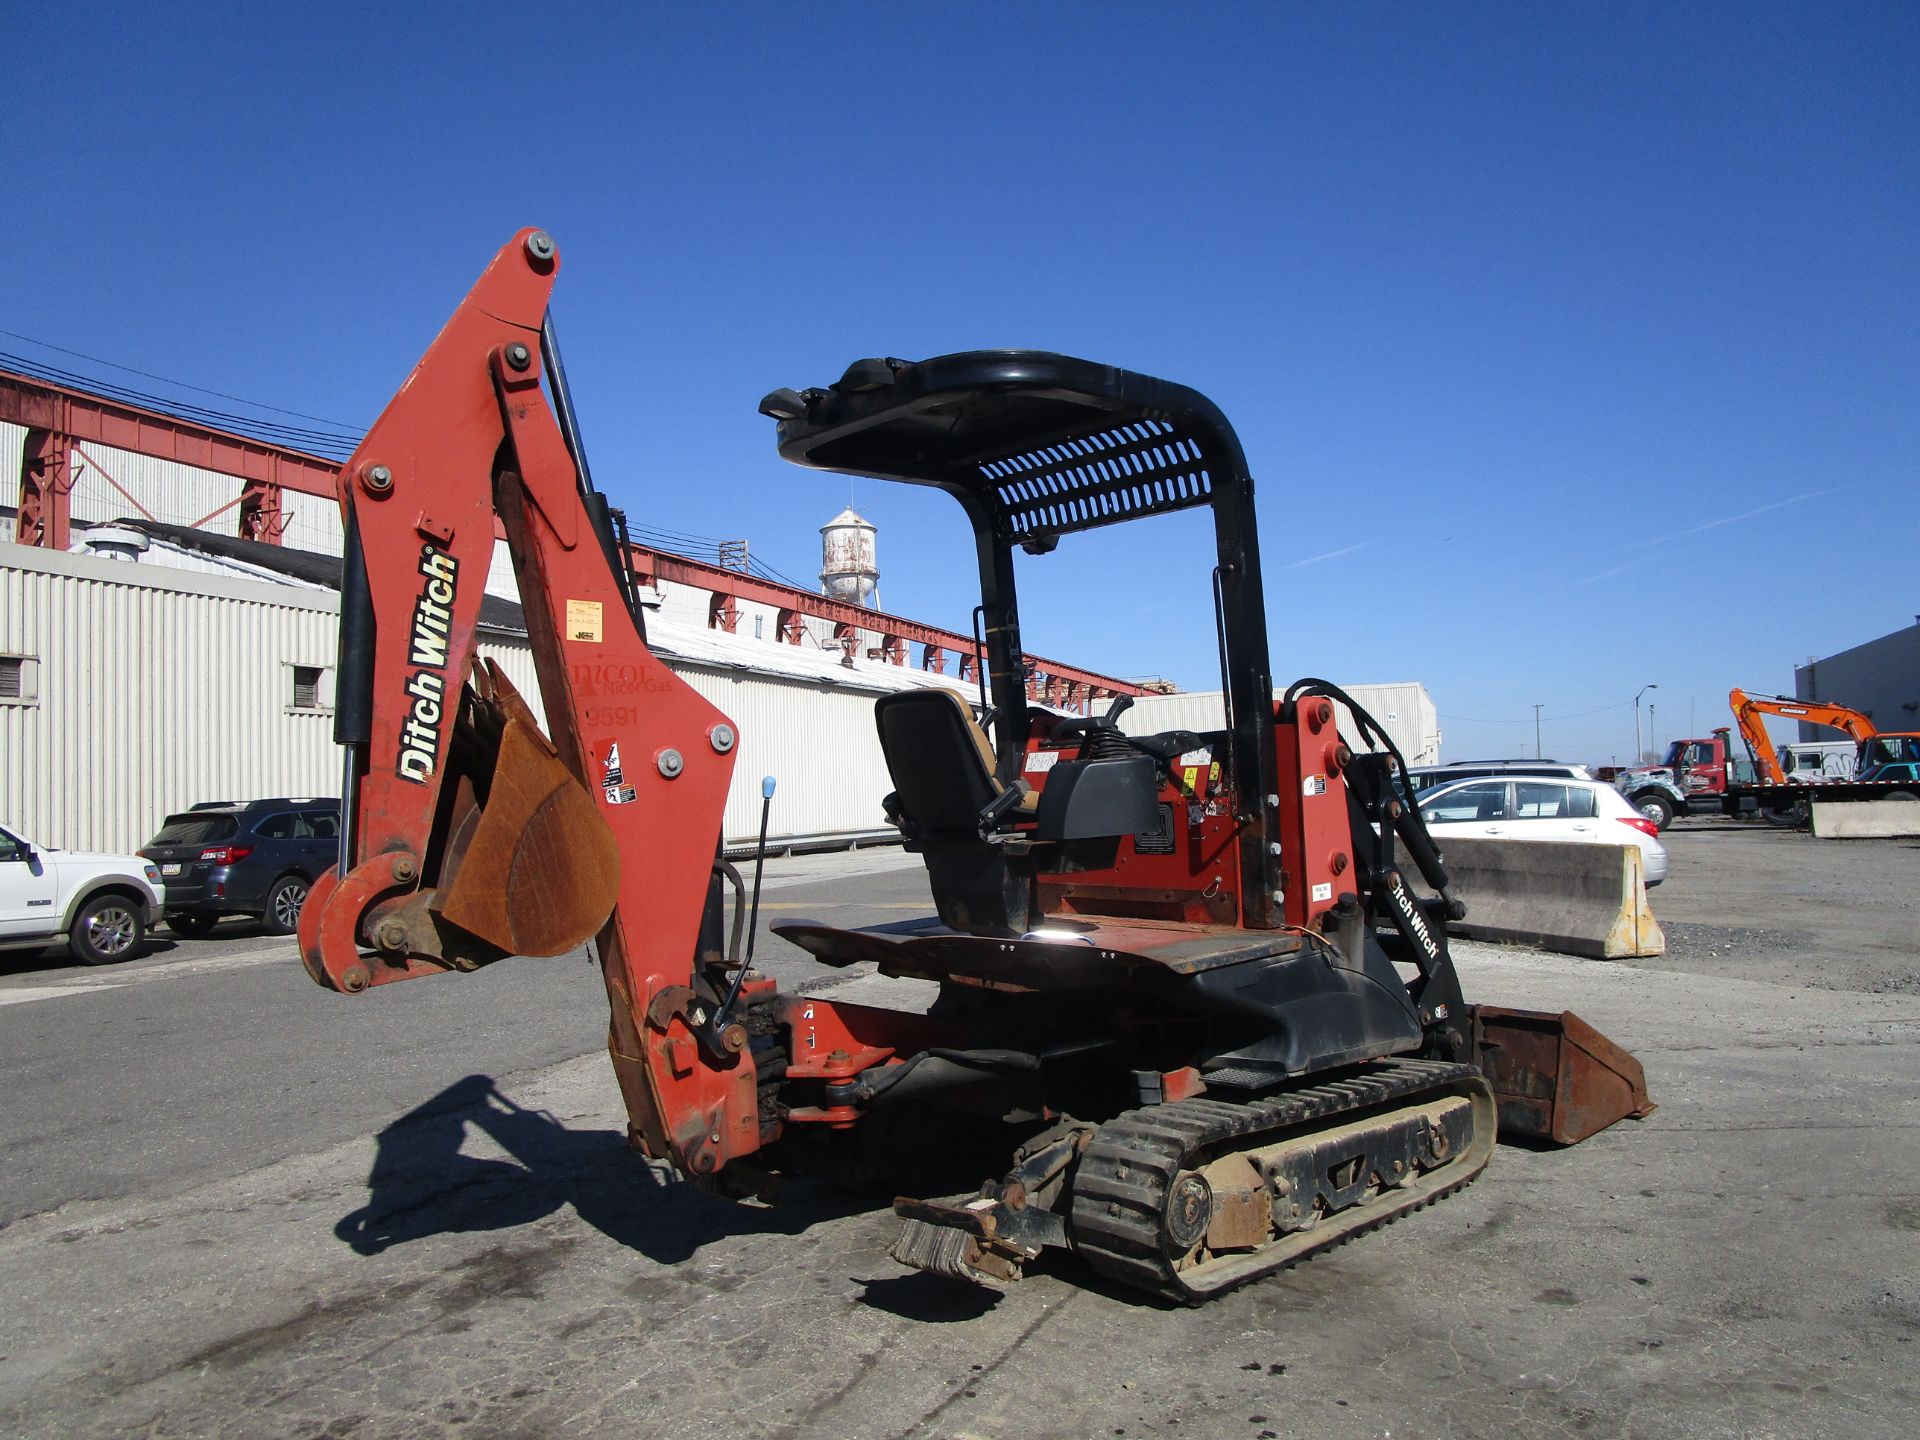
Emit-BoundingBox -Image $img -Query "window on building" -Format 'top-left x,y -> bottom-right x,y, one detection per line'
291,665 -> 324,711
0,655 -> 33,705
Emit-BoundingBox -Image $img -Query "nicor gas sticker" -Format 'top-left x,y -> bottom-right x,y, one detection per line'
567,599 -> 604,643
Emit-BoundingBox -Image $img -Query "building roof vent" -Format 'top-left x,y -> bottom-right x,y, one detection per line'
76,525 -> 150,562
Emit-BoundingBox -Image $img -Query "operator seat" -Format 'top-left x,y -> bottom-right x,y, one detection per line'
874,689 -> 1037,840
873,689 -> 1041,937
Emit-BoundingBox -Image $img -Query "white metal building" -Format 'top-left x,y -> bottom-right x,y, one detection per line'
0,536 -> 974,856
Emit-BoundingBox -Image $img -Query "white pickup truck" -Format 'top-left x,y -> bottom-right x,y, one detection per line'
0,821 -> 162,965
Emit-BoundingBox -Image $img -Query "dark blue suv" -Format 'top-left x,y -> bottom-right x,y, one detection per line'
140,798 -> 340,937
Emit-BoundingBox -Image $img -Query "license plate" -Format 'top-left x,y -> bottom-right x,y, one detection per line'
162,863 -> 182,876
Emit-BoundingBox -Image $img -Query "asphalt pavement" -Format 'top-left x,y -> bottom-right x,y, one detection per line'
0,848 -> 924,1228
0,835 -> 1914,1439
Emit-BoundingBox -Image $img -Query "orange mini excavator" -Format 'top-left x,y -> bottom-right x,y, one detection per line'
300,230 -> 1651,1300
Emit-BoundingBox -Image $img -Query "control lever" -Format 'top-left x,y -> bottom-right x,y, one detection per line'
714,776 -> 777,1029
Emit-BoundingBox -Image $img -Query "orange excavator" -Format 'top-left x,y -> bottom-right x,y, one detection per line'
1728,688 -> 1878,786
297,230 -> 1651,1299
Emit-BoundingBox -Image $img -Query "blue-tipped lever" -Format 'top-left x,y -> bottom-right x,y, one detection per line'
718,776 -> 777,1023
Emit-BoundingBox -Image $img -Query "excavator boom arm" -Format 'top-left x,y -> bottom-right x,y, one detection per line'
1728,687 -> 1878,784
297,230 -> 753,1174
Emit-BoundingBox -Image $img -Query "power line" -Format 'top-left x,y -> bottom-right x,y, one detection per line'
0,327 -> 361,429
0,350 -> 359,459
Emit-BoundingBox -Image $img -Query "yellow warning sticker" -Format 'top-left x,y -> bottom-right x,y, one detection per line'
1182,766 -> 1201,792
566,599 -> 604,643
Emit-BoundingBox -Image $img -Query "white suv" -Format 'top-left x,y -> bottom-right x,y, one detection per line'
0,821 -> 162,965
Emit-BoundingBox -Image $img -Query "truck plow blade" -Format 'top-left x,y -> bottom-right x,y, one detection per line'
1470,1006 -> 1654,1144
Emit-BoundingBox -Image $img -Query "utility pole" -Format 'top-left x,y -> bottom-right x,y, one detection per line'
1534,703 -> 1544,759
1648,702 -> 1656,759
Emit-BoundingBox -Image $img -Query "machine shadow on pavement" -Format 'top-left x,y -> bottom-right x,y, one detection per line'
334,1074 -> 867,1267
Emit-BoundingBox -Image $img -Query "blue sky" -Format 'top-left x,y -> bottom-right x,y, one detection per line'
7,3 -> 1915,763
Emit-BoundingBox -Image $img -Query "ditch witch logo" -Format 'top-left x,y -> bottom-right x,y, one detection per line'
396,544 -> 458,784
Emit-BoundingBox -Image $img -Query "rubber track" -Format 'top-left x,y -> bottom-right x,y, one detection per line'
1070,1059 -> 1486,1302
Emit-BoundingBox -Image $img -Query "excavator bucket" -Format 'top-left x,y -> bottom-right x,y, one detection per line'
1470,1006 -> 1655,1145
434,660 -> 622,958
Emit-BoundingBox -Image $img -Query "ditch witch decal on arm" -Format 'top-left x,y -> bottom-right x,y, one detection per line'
397,543 -> 459,783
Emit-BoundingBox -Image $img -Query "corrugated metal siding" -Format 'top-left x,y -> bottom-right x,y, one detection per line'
0,547 -> 917,856
280,494 -> 344,557
0,548 -> 343,852
69,442 -> 235,531
3,420 -> 27,543
0,421 -> 26,478
655,579 -> 710,629
674,666 -> 898,845
485,539 -> 522,601
0,425 -> 346,556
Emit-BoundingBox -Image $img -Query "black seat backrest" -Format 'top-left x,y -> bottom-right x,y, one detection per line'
874,690 -> 1002,837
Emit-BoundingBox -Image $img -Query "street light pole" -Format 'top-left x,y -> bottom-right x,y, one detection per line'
1634,683 -> 1658,762
1534,703 -> 1544,759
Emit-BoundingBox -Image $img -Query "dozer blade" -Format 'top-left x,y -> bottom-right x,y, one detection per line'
1471,1006 -> 1655,1145
435,662 -> 622,957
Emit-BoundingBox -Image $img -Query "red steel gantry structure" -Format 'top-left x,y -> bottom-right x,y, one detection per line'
2,366 -> 1140,708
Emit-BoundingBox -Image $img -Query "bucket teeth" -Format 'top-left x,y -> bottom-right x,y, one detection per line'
889,1216 -> 1020,1289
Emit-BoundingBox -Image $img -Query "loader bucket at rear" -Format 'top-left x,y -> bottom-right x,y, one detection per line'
1470,1006 -> 1655,1144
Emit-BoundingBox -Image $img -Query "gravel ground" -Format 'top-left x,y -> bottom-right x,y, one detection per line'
1631,818 -> 1919,993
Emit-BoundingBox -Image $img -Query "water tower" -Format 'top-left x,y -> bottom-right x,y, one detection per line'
819,506 -> 879,608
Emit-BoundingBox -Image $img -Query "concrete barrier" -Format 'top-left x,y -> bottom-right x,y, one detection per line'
1413,838 -> 1665,960
1810,798 -> 1920,839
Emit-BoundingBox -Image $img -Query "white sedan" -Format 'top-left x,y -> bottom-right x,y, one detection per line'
1416,776 -> 1669,886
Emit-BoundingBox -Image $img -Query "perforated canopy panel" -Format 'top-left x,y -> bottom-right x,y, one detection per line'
764,351 -> 1252,550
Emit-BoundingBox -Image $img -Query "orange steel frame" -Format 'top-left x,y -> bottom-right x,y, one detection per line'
1,368 -> 338,550
1728,687 -> 1878,785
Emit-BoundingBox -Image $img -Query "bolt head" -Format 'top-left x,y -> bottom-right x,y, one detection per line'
362,464 -> 394,495
525,230 -> 555,262
375,919 -> 409,953
708,723 -> 736,754
505,342 -> 532,371
340,965 -> 370,993
391,854 -> 418,883
656,747 -> 684,779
